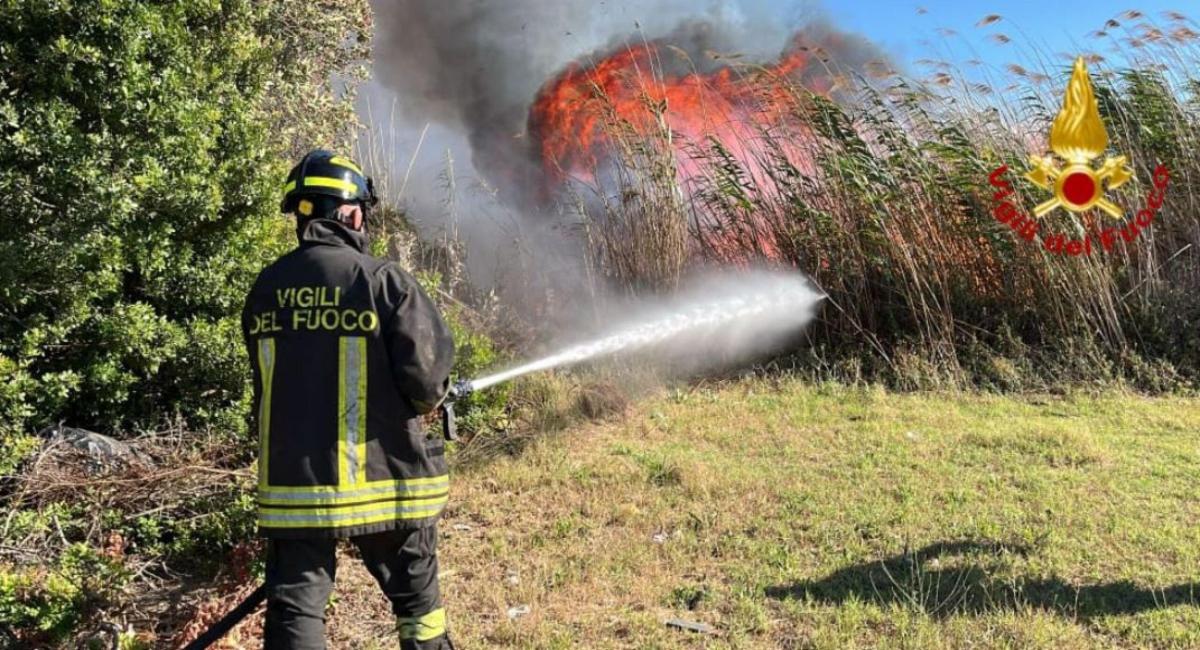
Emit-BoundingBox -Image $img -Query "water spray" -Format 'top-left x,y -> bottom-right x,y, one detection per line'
442,271 -> 823,437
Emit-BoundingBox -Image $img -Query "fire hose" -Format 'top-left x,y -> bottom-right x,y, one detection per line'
183,379 -> 476,650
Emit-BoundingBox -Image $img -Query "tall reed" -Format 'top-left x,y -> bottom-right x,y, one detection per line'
565,12 -> 1200,388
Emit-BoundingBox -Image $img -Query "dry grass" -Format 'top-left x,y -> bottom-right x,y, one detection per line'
0,427 -> 258,648
2,426 -> 251,577
37,376 -> 1199,648
427,378 -> 1200,648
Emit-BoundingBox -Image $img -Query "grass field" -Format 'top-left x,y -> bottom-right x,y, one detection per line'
320,379 -> 1200,649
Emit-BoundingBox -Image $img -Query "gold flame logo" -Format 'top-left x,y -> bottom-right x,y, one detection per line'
1025,57 -> 1132,218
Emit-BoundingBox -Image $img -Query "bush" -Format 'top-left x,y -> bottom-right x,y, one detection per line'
0,0 -> 370,441
0,544 -> 130,645
414,271 -> 511,436
0,1 -> 370,641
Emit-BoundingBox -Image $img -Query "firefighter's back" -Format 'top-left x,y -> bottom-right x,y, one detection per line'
243,219 -> 453,540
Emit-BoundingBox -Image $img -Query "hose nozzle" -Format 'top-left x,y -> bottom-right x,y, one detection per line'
440,379 -> 475,443
449,379 -> 475,402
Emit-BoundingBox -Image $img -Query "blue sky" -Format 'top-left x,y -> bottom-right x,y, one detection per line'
826,1 -> 1193,70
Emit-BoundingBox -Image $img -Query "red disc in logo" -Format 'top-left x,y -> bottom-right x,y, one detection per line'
1062,172 -> 1096,206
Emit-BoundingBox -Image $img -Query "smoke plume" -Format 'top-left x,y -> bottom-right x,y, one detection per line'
363,1 -> 889,291
369,1 -> 803,189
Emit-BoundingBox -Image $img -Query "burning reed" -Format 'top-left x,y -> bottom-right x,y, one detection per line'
362,7 -> 1200,390
527,14 -> 1200,389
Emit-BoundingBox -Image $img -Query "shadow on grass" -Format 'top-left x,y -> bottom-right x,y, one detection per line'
766,540 -> 1198,620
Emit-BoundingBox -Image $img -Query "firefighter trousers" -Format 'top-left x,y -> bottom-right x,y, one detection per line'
263,527 -> 450,650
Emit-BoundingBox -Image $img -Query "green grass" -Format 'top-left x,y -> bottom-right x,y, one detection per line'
439,379 -> 1200,648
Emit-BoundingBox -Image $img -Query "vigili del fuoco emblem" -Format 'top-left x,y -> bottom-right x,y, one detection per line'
987,56 -> 1170,257
1024,57 -> 1133,218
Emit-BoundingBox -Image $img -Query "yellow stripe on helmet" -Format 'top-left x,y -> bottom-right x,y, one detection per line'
302,176 -> 359,195
330,156 -> 363,175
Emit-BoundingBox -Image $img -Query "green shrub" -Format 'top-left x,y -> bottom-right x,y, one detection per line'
0,0 -> 369,441
414,271 -> 511,436
0,544 -> 130,644
0,2 -> 370,636
0,568 -> 82,642
118,488 -> 256,570
163,490 -> 258,570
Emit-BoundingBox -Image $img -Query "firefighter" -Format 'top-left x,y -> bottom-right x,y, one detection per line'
242,150 -> 456,649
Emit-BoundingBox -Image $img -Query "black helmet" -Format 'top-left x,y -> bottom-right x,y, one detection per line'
280,149 -> 379,217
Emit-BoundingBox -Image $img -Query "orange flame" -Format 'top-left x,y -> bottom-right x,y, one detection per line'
527,36 -> 832,190
1049,57 -> 1109,163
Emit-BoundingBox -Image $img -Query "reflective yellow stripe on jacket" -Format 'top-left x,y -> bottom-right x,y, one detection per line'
258,476 -> 449,506
256,478 -> 449,529
338,336 -> 368,486
256,335 -> 448,531
257,339 -> 276,490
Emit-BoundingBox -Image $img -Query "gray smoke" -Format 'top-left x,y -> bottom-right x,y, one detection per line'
368,0 -> 807,186
360,1 -> 889,297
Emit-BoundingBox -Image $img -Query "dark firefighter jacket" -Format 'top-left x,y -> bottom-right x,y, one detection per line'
242,218 -> 455,539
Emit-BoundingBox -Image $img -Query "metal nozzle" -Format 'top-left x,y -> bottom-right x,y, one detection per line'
449,379 -> 475,402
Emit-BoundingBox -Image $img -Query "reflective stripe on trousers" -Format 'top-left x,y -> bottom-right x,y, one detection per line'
399,607 -> 447,642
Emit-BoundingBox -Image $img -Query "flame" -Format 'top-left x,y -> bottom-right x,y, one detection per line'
527,35 -> 831,192
1049,57 -> 1108,163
